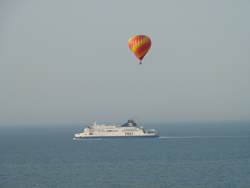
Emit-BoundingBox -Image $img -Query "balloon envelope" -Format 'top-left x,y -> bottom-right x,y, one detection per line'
128,35 -> 151,62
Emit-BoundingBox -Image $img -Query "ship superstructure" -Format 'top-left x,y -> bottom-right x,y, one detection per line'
74,120 -> 159,139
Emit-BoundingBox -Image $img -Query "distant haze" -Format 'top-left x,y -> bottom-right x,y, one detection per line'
1,1 -> 250,126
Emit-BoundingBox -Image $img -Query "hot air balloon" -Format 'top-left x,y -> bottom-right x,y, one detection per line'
128,35 -> 151,65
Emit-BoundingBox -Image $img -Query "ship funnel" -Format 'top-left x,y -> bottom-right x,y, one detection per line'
121,120 -> 137,127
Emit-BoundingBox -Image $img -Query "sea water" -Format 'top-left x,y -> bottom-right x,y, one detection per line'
1,121 -> 250,188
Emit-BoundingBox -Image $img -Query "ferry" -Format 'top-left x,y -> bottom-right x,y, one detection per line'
74,120 -> 159,139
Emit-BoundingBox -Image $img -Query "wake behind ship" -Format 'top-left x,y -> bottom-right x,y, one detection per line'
74,120 -> 159,139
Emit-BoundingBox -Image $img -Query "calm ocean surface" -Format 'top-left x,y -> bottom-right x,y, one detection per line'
1,121 -> 250,188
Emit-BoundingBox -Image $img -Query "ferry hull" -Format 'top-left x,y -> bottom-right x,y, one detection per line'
74,134 -> 159,139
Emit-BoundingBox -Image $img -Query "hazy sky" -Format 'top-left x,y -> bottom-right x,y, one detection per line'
1,0 -> 250,126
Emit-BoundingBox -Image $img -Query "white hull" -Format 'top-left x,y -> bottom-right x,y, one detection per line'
73,135 -> 159,139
